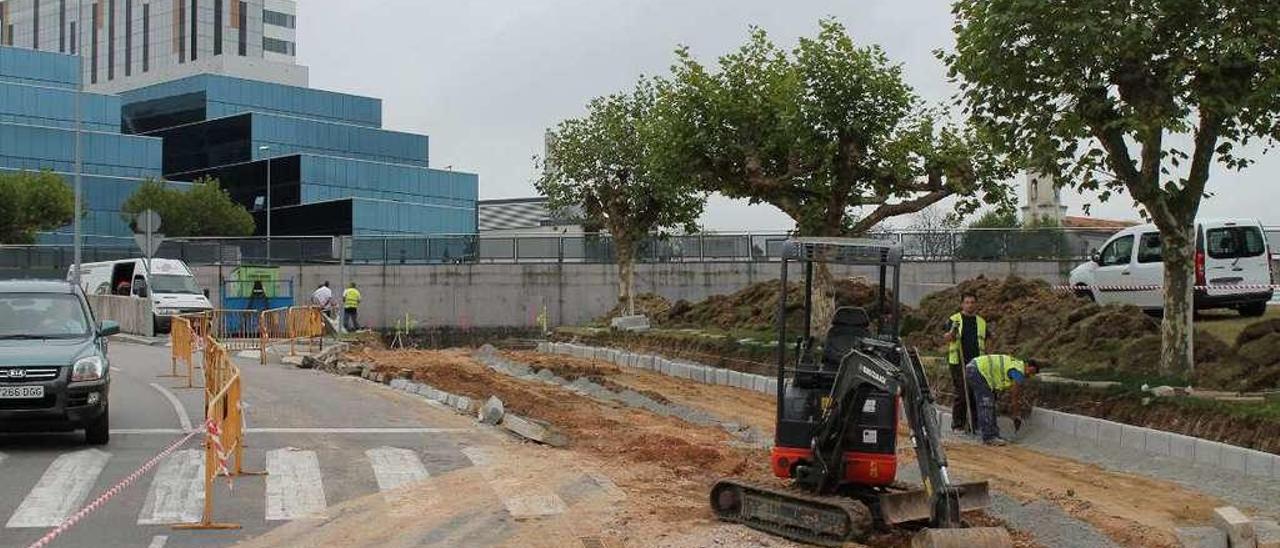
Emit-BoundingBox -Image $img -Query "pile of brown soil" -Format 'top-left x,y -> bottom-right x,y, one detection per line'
664,279 -> 900,332
904,276 -> 1088,354
1210,318 -> 1280,391
600,293 -> 674,322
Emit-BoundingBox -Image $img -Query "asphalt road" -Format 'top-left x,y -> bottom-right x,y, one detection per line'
0,340 -> 487,548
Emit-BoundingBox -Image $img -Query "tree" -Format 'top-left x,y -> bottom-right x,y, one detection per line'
659,19 -> 1015,330
955,209 -> 1072,260
0,170 -> 76,244
537,79 -> 706,316
944,0 -> 1280,374
907,205 -> 963,260
121,177 -> 255,237
955,208 -> 1017,260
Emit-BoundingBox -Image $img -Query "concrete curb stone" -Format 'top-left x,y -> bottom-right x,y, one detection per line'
1176,527 -> 1228,548
1195,439 -> 1224,466
1073,416 -> 1100,442
1169,433 -> 1198,460
1120,424 -> 1146,452
1144,431 -> 1172,456
1212,506 -> 1256,548
1220,445 -> 1247,473
1245,450 -> 1274,478
1098,420 -> 1122,446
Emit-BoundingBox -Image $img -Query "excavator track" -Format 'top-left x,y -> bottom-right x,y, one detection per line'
709,478 -> 873,547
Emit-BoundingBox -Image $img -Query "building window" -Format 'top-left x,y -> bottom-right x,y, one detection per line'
189,0 -> 196,61
236,1 -> 245,55
32,0 -> 38,49
59,0 -> 65,52
69,20 -> 75,53
142,3 -> 148,71
212,0 -> 220,55
108,0 -> 114,80
263,36 -> 294,56
176,0 -> 184,62
91,2 -> 99,83
124,0 -> 131,76
262,9 -> 293,29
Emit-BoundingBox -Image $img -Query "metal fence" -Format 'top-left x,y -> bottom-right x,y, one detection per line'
0,228 -> 1142,271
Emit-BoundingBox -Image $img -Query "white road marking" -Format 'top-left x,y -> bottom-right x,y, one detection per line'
148,535 -> 169,548
502,494 -> 569,519
6,449 -> 111,528
149,382 -> 194,432
137,450 -> 205,525
461,446 -> 566,519
265,448 -> 327,521
110,367 -> 122,373
108,427 -> 473,435
366,447 -> 430,492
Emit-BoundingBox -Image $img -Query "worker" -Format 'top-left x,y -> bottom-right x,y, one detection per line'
943,291 -> 989,433
311,281 -> 333,318
966,354 -> 1040,446
343,282 -> 362,332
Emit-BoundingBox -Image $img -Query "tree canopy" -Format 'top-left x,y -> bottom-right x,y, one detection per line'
0,170 -> 77,244
537,79 -> 706,313
658,19 -> 1015,238
944,0 -> 1280,374
121,177 -> 255,237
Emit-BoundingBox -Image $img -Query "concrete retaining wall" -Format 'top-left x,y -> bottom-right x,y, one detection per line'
193,259 -> 1073,329
543,342 -> 1280,480
86,295 -> 154,337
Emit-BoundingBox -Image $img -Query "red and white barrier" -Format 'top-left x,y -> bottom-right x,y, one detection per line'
27,429 -> 199,548
1051,283 -> 1280,292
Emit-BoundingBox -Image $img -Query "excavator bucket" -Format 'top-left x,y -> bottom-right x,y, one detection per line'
911,527 -> 1014,548
877,481 -> 992,525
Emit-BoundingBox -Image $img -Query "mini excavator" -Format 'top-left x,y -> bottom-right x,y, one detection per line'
710,238 -> 1013,548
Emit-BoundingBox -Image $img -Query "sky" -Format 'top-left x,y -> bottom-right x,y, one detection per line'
297,0 -> 1280,232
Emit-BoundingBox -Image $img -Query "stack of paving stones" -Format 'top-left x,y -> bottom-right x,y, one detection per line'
540,343 -> 1280,480
1177,506 -> 1280,548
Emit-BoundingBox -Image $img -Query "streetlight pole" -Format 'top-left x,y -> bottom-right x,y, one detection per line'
72,0 -> 85,287
259,145 -> 271,264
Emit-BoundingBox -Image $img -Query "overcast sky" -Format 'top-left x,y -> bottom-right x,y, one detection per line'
298,0 -> 1279,231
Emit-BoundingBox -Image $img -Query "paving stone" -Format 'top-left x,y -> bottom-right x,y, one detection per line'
1195,439 -> 1224,466
1255,520 -> 1280,548
1145,431 -> 1172,456
1169,433 -> 1198,460
1176,526 -> 1228,548
1211,506 -> 1256,548
502,413 -> 569,447
1246,449 -> 1275,478
1120,425 -> 1147,452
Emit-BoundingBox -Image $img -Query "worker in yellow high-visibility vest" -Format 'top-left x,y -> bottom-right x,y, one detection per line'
943,292 -> 989,433
966,354 -> 1041,446
343,282 -> 363,332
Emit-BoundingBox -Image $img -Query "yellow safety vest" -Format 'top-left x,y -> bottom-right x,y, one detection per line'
974,354 -> 1026,392
344,288 -> 361,308
947,312 -> 987,365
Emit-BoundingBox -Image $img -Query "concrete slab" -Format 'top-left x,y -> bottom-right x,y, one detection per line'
1052,413 -> 1078,435
715,369 -> 729,386
1176,526 -> 1228,548
1098,421 -> 1123,447
1029,408 -> 1056,431
690,366 -> 707,383
1145,431 -> 1172,456
1245,449 -> 1275,478
1120,425 -> 1147,452
1220,445 -> 1247,473
1255,520 -> 1280,548
502,413 -> 569,447
1274,455 -> 1280,481
1195,439 -> 1224,466
766,378 -> 778,395
1211,506 -> 1256,548
536,342 -> 548,353
752,375 -> 768,394
1169,433 -> 1198,460
728,371 -> 745,389
1073,416 -> 1100,442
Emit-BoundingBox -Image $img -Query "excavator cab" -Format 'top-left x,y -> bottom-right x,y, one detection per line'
710,238 -> 1011,548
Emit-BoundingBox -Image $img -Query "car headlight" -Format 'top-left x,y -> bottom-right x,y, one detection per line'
71,355 -> 107,382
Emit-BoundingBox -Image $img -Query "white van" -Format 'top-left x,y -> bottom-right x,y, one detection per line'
68,259 -> 214,331
1070,219 -> 1274,316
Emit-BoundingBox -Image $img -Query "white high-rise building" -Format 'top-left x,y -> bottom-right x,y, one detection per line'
0,0 -> 306,93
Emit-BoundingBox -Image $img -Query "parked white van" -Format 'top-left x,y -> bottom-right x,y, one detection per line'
68,259 -> 214,332
1069,219 -> 1274,316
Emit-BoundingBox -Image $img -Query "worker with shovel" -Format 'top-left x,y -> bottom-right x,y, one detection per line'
944,292 -> 988,433
966,354 -> 1041,446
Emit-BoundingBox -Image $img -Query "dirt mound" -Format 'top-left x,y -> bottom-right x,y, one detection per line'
664,279 -> 900,332
905,276 -> 1088,354
600,293 -> 673,322
1219,318 -> 1280,390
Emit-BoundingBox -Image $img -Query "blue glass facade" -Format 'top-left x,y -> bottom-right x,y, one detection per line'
120,74 -> 476,237
0,46 -> 168,241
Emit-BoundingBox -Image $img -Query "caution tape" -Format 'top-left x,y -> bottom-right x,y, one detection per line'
1051,283 -> 1280,292
206,417 -> 231,479
27,429 -> 200,548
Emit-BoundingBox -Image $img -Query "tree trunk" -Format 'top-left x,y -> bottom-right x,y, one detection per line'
811,263 -> 837,341
616,239 -> 636,317
1160,225 -> 1196,375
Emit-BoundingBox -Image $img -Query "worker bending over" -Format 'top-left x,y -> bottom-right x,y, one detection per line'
966,354 -> 1040,446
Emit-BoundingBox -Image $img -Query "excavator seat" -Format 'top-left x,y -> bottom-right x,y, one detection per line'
823,307 -> 871,369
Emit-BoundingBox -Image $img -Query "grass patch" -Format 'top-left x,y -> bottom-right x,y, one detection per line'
1195,306 -> 1280,345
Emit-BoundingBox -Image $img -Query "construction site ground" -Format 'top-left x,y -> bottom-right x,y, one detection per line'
246,345 -> 1280,548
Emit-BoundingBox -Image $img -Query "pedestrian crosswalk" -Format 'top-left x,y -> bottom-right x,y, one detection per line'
0,445 -> 485,530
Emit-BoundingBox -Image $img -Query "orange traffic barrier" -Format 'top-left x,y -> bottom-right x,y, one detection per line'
259,306 -> 326,360
162,315 -> 201,389
173,332 -> 262,530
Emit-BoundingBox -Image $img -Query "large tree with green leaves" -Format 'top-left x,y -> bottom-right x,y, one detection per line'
658,19 -> 1014,330
122,177 -> 255,237
0,170 -> 76,244
944,0 -> 1280,375
537,79 -> 706,315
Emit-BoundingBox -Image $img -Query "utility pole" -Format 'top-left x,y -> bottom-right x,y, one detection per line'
72,0 -> 85,286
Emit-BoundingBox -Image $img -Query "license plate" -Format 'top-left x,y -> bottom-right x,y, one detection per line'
0,386 -> 44,399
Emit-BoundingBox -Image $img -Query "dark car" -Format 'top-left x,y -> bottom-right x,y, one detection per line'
0,280 -> 118,445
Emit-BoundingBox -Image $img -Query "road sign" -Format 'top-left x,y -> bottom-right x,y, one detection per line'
134,210 -> 165,259
134,232 -> 165,257
136,210 -> 162,233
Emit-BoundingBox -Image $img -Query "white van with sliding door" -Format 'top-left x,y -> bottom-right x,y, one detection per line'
68,259 -> 214,332
1069,219 -> 1274,316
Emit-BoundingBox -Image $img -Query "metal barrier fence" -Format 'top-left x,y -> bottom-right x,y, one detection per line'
207,310 -> 265,362
164,315 -> 199,389
261,306 -> 325,358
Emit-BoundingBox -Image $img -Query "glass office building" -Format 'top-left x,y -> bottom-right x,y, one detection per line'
120,74 -> 477,236
0,45 -> 169,242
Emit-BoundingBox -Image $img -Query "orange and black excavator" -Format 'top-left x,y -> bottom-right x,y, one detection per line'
710,238 -> 1013,548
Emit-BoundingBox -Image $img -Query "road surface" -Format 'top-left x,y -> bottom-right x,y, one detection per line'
0,340 -> 497,548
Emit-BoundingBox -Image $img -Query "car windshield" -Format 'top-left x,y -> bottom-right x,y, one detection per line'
149,274 -> 202,295
0,293 -> 91,339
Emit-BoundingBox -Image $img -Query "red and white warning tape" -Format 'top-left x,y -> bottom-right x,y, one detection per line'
1050,283 -> 1280,292
27,429 -> 200,548
206,417 -> 231,479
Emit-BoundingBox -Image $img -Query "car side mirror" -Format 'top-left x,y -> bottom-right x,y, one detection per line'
99,320 -> 120,337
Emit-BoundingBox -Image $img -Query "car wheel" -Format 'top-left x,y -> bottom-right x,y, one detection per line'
85,405 -> 110,445
1239,302 -> 1268,318
1074,285 -> 1095,302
